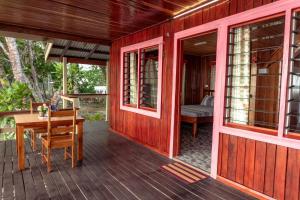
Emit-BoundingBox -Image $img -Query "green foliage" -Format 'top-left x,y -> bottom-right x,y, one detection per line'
83,113 -> 105,121
0,117 -> 15,139
0,132 -> 16,141
0,81 -> 31,139
77,65 -> 106,93
0,82 -> 31,112
0,37 -> 106,97
52,63 -> 106,94
0,117 -> 15,128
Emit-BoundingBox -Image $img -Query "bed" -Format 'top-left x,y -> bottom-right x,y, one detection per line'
181,95 -> 214,137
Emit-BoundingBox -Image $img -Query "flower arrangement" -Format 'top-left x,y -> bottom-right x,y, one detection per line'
37,104 -> 48,117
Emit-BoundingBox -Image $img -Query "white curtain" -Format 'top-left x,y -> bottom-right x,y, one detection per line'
230,27 -> 251,124
129,52 -> 137,105
143,59 -> 158,108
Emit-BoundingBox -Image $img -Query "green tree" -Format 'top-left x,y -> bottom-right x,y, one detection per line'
0,81 -> 31,112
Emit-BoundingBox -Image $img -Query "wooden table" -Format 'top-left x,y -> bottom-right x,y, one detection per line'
14,114 -> 85,170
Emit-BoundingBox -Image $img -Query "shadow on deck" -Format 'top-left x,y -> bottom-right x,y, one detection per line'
0,121 -> 256,200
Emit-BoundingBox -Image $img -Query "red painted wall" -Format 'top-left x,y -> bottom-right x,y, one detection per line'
109,0 -> 279,155
218,133 -> 300,199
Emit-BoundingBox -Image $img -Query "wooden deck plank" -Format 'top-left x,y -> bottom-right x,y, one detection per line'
83,131 -> 203,200
53,150 -> 110,200
35,151 -> 62,200
84,127 -> 254,200
12,141 -> 25,200
0,141 -> 5,199
84,130 -> 205,200
22,157 -> 39,200
0,121 -> 256,200
80,157 -> 140,200
84,142 -> 198,199
50,153 -> 87,200
3,141 -> 14,199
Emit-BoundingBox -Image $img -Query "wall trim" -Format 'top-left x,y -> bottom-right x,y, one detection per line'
217,176 -> 275,200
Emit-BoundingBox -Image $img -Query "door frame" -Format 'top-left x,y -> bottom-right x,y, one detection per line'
169,0 -> 300,179
172,30 -> 218,164
170,26 -> 222,179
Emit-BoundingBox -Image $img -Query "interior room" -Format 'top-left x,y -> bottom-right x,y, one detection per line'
177,31 -> 217,173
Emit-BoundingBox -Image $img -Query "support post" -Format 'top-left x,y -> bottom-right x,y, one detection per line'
62,57 -> 68,108
105,61 -> 109,122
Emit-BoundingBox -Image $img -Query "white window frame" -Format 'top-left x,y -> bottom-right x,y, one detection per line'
120,37 -> 163,119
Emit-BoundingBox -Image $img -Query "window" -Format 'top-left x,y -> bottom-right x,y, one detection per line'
139,46 -> 159,110
123,51 -> 138,106
286,11 -> 300,134
120,37 -> 163,118
210,62 -> 216,91
225,16 -> 285,131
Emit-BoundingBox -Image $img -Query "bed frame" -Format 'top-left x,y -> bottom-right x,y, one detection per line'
181,115 -> 213,138
181,89 -> 214,138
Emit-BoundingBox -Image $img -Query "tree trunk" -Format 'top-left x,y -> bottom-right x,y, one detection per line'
0,64 -> 5,88
27,40 -> 45,101
5,37 -> 27,82
5,37 -> 41,101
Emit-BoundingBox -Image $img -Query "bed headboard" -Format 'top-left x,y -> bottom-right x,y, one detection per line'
204,89 -> 214,96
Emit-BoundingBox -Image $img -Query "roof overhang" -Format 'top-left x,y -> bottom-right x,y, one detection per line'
45,39 -> 110,66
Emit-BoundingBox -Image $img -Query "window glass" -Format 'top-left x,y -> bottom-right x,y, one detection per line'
139,46 -> 159,110
225,16 -> 285,130
123,51 -> 138,106
286,11 -> 300,133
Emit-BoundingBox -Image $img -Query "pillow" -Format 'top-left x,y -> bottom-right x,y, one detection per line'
201,95 -> 214,107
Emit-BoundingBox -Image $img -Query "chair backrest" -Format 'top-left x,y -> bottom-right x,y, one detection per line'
30,99 -> 50,114
47,108 -> 77,142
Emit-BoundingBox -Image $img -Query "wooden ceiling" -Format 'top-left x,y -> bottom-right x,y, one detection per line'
183,32 -> 217,56
0,0 -> 212,44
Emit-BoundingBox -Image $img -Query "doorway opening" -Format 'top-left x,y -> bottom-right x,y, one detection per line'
176,31 -> 217,173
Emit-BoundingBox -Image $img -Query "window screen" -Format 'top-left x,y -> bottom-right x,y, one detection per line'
139,46 -> 159,110
225,16 -> 285,130
123,51 -> 138,106
286,11 -> 300,133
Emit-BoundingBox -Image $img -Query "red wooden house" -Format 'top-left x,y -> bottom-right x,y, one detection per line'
109,0 -> 300,199
0,0 -> 300,199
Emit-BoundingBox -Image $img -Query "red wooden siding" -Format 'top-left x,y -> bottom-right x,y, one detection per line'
183,55 -> 215,105
218,133 -> 300,199
109,0 -> 277,155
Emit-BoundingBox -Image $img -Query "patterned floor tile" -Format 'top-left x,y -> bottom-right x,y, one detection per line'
177,124 -> 213,172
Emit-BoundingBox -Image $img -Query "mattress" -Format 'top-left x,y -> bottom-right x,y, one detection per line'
181,105 -> 214,117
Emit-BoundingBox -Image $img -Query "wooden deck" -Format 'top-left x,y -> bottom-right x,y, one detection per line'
0,121 -> 256,200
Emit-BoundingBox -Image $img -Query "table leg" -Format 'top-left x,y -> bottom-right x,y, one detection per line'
77,122 -> 83,163
17,125 -> 25,170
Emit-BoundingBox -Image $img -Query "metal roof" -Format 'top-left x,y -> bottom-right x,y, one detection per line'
45,39 -> 110,66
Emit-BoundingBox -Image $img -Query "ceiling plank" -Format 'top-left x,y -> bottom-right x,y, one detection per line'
163,0 -> 186,8
141,1 -> 174,15
0,0 -> 217,42
0,22 -> 112,45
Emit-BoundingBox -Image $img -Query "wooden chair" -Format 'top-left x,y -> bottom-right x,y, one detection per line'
41,108 -> 77,172
29,99 -> 50,151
